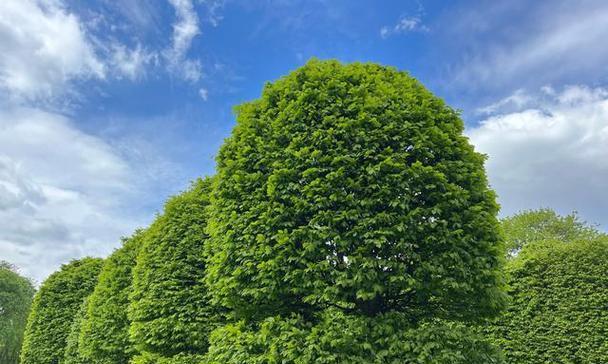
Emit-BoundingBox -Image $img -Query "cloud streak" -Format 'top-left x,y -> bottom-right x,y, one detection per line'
165,0 -> 202,82
448,0 -> 608,91
380,16 -> 428,38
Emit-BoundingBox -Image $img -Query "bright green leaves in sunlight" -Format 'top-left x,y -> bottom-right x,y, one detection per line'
78,230 -> 145,364
501,208 -> 604,253
206,59 -> 506,321
129,177 -> 219,363
20,258 -> 103,364
203,59 -> 505,363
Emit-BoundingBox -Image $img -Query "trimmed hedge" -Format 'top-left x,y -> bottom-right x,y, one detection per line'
63,299 -> 89,364
206,59 -> 505,322
129,177 -> 218,362
20,258 -> 103,364
78,230 -> 146,363
486,238 -> 608,363
206,309 -> 503,364
0,262 -> 35,364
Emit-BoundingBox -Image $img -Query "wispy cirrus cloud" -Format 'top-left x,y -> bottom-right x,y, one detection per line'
380,0 -> 428,39
446,0 -> 608,92
165,0 -> 203,82
109,43 -> 157,81
380,15 -> 428,38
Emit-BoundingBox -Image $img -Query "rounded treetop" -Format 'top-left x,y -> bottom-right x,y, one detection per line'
206,59 -> 505,321
20,258 -> 103,364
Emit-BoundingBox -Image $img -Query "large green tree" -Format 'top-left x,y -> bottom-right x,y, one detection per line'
129,177 -> 218,363
205,59 -> 505,361
78,230 -> 145,364
20,258 -> 103,364
486,238 -> 608,363
0,262 -> 35,364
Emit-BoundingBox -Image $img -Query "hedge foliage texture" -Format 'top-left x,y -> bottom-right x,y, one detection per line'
78,230 -> 145,363
206,59 -> 506,321
206,309 -> 503,364
486,238 -> 608,363
20,258 -> 103,364
129,177 -> 217,362
0,262 -> 35,364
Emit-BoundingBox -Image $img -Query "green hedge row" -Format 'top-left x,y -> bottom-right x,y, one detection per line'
18,60 -> 608,363
20,258 -> 103,364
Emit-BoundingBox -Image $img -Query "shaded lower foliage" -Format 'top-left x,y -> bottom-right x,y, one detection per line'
130,352 -> 207,364
206,309 -> 503,364
63,299 -> 89,364
0,262 -> 35,364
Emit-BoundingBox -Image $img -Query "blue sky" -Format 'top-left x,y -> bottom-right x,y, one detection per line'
2,0 -> 608,282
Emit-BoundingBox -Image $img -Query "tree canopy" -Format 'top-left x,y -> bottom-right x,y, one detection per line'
78,230 -> 145,364
0,262 -> 35,364
204,59 -> 506,362
20,257 -> 103,364
206,59 -> 506,322
21,61 -> 608,363
129,177 -> 218,363
501,208 -> 604,253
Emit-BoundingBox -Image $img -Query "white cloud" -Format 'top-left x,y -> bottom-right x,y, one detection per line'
0,0 -> 224,283
380,16 -> 428,38
0,0 -> 105,100
198,87 -> 208,101
476,89 -> 533,115
165,0 -> 202,82
0,107 -> 148,283
205,0 -> 225,27
0,0 -> 218,101
110,43 -> 156,80
468,85 -> 608,228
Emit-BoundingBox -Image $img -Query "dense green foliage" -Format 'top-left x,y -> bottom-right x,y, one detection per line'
129,177 -> 218,362
203,59 -> 506,362
63,299 -> 89,364
501,208 -> 604,253
486,238 -> 608,363
0,262 -> 35,364
78,231 -> 145,363
206,59 -> 505,322
20,258 -> 103,364
21,62 -> 608,363
207,309 -> 503,363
